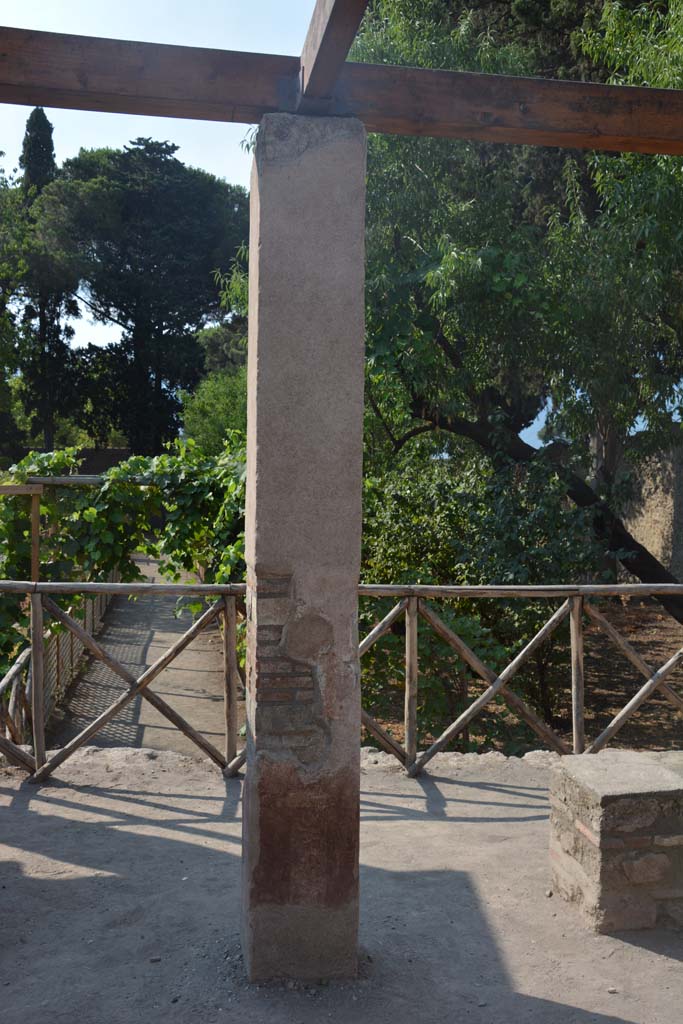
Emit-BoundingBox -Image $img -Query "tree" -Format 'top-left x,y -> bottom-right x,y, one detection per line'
0,158 -> 27,462
181,366 -> 247,453
16,108 -> 79,449
353,1 -> 683,622
37,138 -> 249,452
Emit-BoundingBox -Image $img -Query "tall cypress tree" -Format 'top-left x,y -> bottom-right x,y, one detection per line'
17,108 -> 77,450
19,107 -> 56,198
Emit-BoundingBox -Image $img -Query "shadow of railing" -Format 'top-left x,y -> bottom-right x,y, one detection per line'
1,759 -> 678,1022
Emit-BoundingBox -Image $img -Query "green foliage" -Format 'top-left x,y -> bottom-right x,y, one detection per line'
196,321 -> 247,375
14,108 -> 81,449
0,436 -> 246,674
107,436 -> 246,586
583,0 -> 683,88
29,137 -> 249,452
0,448 -> 83,667
181,367 -> 247,454
361,450 -> 607,745
354,0 -> 683,534
19,108 -> 56,197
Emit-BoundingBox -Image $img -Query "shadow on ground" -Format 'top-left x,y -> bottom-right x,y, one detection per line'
0,749 -> 680,1024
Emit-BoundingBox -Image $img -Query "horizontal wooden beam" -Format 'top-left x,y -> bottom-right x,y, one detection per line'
4,27 -> 683,154
300,0 -> 369,104
334,62 -> 683,155
0,27 -> 298,123
0,484 -> 43,495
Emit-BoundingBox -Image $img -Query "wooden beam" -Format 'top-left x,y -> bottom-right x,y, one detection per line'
0,27 -> 298,123
0,734 -> 35,773
418,600 -> 569,755
6,27 -> 683,154
299,0 -> 368,106
409,600 -> 571,775
31,600 -> 223,782
42,596 -> 228,768
358,598 -> 408,657
0,484 -> 43,495
333,62 -> 683,155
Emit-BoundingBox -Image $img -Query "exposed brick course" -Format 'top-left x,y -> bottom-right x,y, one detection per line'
241,114 -> 366,980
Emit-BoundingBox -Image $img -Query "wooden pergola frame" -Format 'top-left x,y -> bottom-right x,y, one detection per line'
3,0 -> 683,155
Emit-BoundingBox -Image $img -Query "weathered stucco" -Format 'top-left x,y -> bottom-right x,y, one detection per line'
241,113 -> 367,980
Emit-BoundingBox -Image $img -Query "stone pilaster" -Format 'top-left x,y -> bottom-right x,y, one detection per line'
241,113 -> 366,980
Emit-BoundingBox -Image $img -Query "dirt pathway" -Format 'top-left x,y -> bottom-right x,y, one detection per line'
1,747 -> 681,1024
49,557 -> 240,759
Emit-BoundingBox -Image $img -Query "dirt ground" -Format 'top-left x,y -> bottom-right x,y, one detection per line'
1,746 -> 680,1024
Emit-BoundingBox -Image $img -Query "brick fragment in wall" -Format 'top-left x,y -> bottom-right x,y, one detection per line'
655,834 -> 683,847
253,574 -> 291,597
256,624 -> 283,647
258,691 -> 314,705
258,674 -> 314,690
255,656 -> 312,676
252,598 -> 291,627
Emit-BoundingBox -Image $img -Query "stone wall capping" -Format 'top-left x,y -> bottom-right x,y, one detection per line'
550,750 -> 683,932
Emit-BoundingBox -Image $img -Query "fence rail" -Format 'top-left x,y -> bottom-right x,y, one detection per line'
0,579 -> 682,781
5,580 -> 683,597
0,578 -> 119,750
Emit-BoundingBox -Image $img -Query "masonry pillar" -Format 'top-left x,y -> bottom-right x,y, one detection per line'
241,113 -> 367,981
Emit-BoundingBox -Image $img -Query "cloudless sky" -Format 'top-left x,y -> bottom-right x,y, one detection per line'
0,1 -> 317,346
0,3 -> 545,443
1,1 -> 317,186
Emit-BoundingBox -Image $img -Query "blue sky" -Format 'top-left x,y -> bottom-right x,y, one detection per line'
0,3 -> 544,443
1,1 -> 317,187
0,1 -> 317,347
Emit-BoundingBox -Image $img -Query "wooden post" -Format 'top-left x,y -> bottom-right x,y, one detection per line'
404,596 -> 418,770
30,594 -> 46,768
570,596 -> 585,754
55,631 -> 62,698
223,596 -> 239,765
30,490 -> 40,582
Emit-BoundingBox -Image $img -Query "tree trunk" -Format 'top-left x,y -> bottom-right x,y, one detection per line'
412,404 -> 683,625
38,295 -> 54,451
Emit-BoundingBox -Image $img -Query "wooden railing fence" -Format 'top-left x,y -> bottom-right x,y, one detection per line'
0,580 -> 246,782
358,584 -> 683,774
0,579 -> 119,748
0,580 -> 682,782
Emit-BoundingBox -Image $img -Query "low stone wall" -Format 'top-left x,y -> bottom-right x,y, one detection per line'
550,750 -> 683,931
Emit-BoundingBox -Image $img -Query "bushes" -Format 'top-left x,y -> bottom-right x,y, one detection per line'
0,436 -> 246,674
361,451 -> 608,748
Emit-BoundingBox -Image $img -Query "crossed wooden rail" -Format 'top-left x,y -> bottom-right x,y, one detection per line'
356,589 -> 683,775
0,581 -> 246,782
1,580 -> 683,781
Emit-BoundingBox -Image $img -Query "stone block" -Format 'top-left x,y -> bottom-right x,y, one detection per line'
550,750 -> 683,932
